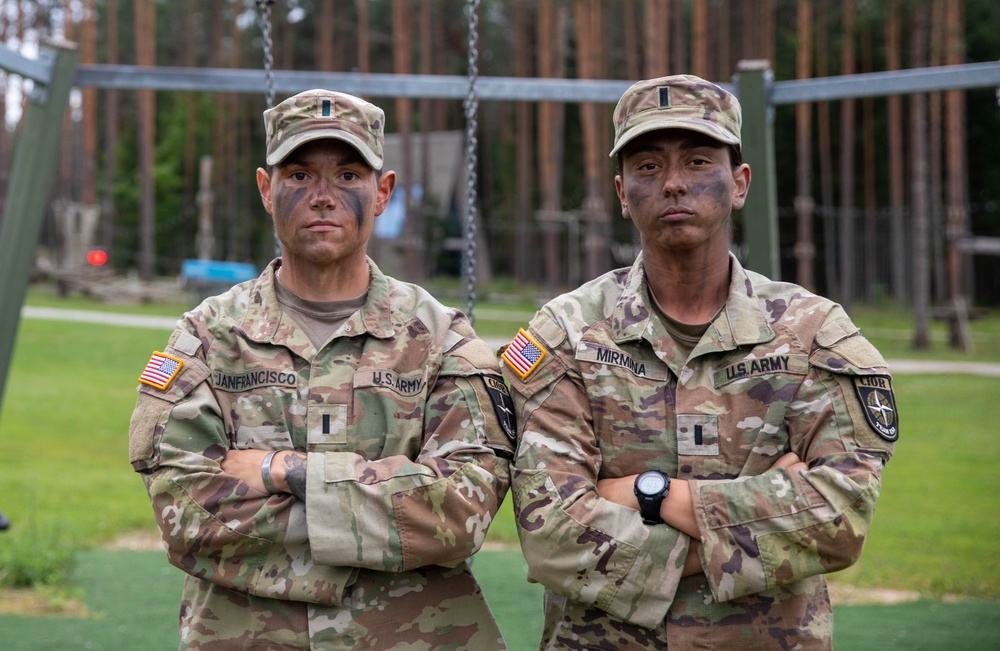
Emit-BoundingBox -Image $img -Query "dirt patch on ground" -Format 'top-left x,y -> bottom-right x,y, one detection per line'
0,587 -> 90,617
104,529 -> 164,551
828,582 -> 922,606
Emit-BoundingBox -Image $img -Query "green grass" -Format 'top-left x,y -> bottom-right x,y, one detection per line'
832,374 -> 1000,598
1,284 -> 998,647
849,304 -> 1000,363
1,550 -> 997,651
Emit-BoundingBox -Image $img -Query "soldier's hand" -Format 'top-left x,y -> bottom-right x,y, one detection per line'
769,452 -> 808,475
595,476 -> 639,509
682,541 -> 704,577
221,450 -> 308,501
221,449 -> 272,494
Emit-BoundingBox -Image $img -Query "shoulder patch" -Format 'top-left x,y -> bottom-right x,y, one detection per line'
482,375 -> 517,446
138,351 -> 184,391
852,375 -> 899,442
501,329 -> 547,380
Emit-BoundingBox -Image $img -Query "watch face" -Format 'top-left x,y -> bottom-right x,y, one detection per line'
637,472 -> 666,495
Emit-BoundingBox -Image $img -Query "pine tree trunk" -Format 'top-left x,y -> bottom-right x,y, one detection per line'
816,0 -> 837,297
944,0 -> 972,351
357,0 -> 371,74
318,0 -> 334,71
692,0 -> 709,78
886,0 -> 907,305
623,0 -> 640,80
135,0 -> 157,282
861,16 -> 878,302
80,0 -> 98,209
794,0 -> 815,291
392,0 -> 418,278
513,0 -> 535,282
101,0 -> 119,254
538,0 -> 567,290
645,0 -> 670,76
910,3 -> 931,350
837,0 -> 856,311
574,0 -> 609,283
183,0 -> 200,223
929,0 -> 946,306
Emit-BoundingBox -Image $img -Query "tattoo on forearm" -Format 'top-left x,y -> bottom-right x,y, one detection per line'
284,452 -> 307,501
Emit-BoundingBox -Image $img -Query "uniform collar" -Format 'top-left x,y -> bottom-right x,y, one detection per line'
239,257 -> 397,345
610,252 -> 775,353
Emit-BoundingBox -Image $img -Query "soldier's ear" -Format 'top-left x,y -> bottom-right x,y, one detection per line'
257,168 -> 273,215
373,170 -> 396,216
731,164 -> 751,211
615,175 -> 631,221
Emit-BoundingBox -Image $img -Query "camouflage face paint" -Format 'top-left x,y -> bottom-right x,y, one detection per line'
272,183 -> 309,227
336,185 -> 369,231
687,168 -> 733,212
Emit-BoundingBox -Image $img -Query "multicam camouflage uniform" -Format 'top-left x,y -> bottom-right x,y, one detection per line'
502,254 -> 898,650
129,259 -> 514,650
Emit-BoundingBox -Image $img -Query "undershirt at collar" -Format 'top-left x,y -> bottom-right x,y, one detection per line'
274,277 -> 367,350
648,287 -> 719,359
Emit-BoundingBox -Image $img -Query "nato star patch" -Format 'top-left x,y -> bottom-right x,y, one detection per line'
853,375 -> 898,442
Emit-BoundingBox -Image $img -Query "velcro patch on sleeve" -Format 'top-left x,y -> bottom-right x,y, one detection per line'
852,375 -> 899,442
501,329 -> 547,380
138,351 -> 184,391
482,375 -> 517,450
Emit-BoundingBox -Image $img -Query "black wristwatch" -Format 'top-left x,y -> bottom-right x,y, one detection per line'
634,470 -> 671,525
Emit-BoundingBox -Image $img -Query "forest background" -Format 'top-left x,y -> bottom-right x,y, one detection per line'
1,0 -> 999,323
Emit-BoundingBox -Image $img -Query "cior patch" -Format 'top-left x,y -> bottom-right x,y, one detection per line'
852,375 -> 899,441
482,375 -> 517,445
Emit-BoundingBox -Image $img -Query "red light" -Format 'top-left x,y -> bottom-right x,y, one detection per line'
86,249 -> 108,266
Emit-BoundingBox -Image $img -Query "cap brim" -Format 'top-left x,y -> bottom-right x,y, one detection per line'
267,129 -> 383,170
609,118 -> 740,158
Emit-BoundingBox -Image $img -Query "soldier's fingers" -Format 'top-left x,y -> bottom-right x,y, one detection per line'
769,452 -> 803,470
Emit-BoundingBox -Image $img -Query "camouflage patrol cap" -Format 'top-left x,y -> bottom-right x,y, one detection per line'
609,74 -> 742,157
264,89 -> 384,170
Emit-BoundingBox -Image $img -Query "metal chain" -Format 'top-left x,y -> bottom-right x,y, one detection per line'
462,0 -> 481,324
258,0 -> 276,109
257,1 -> 279,256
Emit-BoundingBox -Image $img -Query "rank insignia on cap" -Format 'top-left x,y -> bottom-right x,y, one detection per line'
658,86 -> 671,108
502,329 -> 547,380
853,375 -> 898,442
139,351 -> 184,391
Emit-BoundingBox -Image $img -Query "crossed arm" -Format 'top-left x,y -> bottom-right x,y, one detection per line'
222,449 -> 308,501
595,452 -> 808,577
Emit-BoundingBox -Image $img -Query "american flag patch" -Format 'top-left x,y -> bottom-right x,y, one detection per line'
139,351 -> 184,391
502,329 -> 547,380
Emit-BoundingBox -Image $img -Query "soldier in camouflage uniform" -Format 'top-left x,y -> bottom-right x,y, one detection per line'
501,75 -> 898,650
129,89 -> 515,650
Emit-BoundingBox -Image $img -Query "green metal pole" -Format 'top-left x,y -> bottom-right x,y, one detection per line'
734,60 -> 780,280
0,42 -> 79,412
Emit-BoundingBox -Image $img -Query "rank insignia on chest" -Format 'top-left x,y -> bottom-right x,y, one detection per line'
852,375 -> 898,442
139,351 -> 184,391
502,329 -> 547,380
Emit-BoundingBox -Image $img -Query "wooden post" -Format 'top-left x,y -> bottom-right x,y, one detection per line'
736,60 -> 780,280
0,42 -> 79,411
